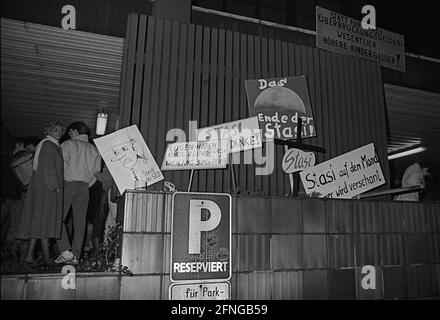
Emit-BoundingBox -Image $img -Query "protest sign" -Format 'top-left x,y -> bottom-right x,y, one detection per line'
316,6 -> 405,72
282,148 -> 316,174
94,125 -> 164,194
162,140 -> 228,171
245,76 -> 316,141
299,143 -> 385,199
197,117 -> 262,154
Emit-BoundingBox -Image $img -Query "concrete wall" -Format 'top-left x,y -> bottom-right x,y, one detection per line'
2,191 -> 439,300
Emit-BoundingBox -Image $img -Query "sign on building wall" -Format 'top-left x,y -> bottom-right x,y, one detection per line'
94,125 -> 163,194
169,282 -> 231,300
171,192 -> 231,282
245,76 -> 316,141
282,148 -> 316,174
197,117 -> 262,154
161,140 -> 228,171
299,143 -> 386,199
316,6 -> 406,72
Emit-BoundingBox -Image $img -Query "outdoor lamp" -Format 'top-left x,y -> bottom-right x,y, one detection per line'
96,112 -> 108,136
388,145 -> 427,160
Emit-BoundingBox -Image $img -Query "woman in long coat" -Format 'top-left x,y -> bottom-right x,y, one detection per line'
16,121 -> 66,264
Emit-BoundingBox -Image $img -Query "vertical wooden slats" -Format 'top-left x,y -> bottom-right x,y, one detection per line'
224,30 -> 233,191
239,33 -> 248,193
208,28 -> 218,193
139,16 -> 155,136
120,14 -> 391,195
120,14 -> 139,128
165,21 -> 181,185
131,15 -> 147,127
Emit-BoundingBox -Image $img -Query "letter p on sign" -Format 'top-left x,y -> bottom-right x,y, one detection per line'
189,200 -> 221,254
171,192 -> 231,282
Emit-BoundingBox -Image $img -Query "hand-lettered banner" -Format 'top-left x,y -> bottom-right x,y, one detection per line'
316,6 -> 405,72
161,140 -> 228,171
282,148 -> 316,174
245,76 -> 316,141
197,117 -> 262,154
299,143 -> 386,199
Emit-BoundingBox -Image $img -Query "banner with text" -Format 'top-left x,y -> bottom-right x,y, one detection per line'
161,140 -> 228,171
316,6 -> 405,72
299,143 -> 386,199
245,76 -> 316,141
197,117 -> 262,154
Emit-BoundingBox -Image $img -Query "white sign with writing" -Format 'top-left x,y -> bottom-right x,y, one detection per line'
161,140 -> 228,171
282,148 -> 316,174
169,282 -> 230,300
299,143 -> 386,199
316,6 -> 405,72
197,117 -> 262,154
94,125 -> 164,194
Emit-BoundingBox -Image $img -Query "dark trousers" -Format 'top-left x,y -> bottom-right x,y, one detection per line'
57,181 -> 89,257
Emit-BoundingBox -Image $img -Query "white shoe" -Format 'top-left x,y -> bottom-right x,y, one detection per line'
66,255 -> 79,265
54,250 -> 74,264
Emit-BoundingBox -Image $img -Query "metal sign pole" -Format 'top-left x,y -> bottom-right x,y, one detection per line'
187,169 -> 194,192
284,145 -> 295,194
229,154 -> 237,192
293,118 -> 303,197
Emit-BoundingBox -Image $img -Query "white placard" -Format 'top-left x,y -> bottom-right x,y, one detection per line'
316,6 -> 405,72
170,282 -> 230,300
299,143 -> 386,199
94,125 -> 164,194
282,148 -> 316,174
162,140 -> 228,171
197,117 -> 262,154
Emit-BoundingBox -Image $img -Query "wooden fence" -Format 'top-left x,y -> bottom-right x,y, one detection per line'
118,14 -> 390,196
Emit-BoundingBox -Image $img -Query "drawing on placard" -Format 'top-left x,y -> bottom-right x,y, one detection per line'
94,125 -> 163,194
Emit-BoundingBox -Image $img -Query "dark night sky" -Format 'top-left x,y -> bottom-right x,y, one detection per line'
347,0 -> 439,58
1,0 -> 439,58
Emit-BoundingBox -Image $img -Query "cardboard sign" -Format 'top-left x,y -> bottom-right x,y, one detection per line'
94,125 -> 164,194
245,76 -> 316,141
316,6 -> 405,72
282,148 -> 316,174
161,140 -> 228,171
299,143 -> 386,199
169,282 -> 230,300
197,117 -> 262,154
171,192 -> 231,282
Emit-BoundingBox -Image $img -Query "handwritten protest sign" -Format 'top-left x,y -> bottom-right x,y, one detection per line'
316,6 -> 405,72
299,143 -> 385,199
245,76 -> 316,141
94,125 -> 164,194
282,148 -> 316,174
162,140 -> 228,171
197,117 -> 262,154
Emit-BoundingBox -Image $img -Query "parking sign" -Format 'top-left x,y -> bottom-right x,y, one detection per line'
171,192 -> 231,282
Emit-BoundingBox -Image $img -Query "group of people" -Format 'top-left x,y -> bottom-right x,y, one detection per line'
3,120 -> 116,266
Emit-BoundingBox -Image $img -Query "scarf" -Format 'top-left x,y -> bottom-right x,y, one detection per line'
33,135 -> 60,170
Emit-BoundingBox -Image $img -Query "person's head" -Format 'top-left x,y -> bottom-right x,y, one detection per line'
12,137 -> 25,154
44,121 -> 66,140
419,162 -> 438,183
23,136 -> 40,152
68,122 -> 90,139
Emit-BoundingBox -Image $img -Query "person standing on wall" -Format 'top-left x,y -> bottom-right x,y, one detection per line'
395,162 -> 432,201
55,122 -> 101,264
16,121 -> 65,265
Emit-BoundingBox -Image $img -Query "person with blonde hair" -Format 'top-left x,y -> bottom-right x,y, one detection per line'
16,121 -> 66,265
